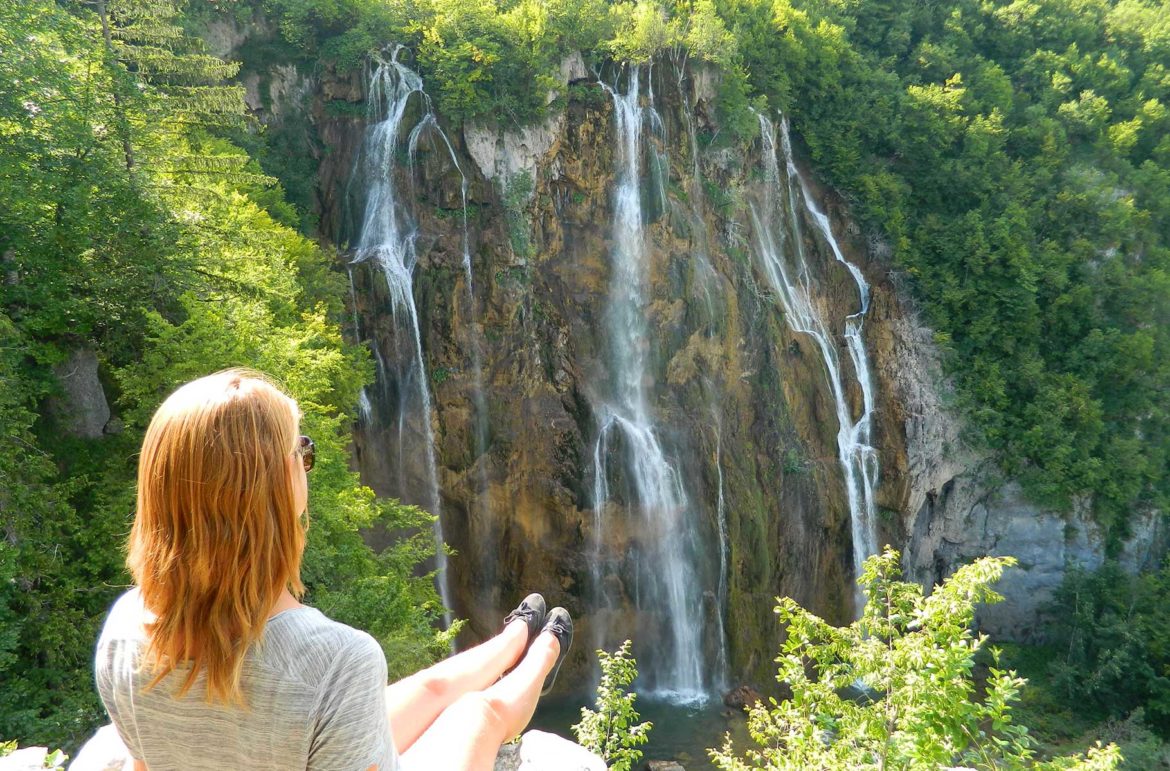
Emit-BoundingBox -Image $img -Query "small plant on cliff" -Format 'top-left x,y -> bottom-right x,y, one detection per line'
502,171 -> 534,260
573,640 -> 653,771
709,547 -> 1122,770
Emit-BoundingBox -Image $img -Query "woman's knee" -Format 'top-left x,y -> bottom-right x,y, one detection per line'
451,691 -> 515,739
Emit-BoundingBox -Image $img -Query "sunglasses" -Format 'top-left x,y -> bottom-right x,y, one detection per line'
296,435 -> 315,472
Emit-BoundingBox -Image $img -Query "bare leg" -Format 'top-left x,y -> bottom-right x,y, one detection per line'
398,632 -> 560,771
387,619 -> 528,753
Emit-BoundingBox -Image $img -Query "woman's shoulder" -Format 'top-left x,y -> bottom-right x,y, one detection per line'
259,607 -> 385,681
97,588 -> 148,648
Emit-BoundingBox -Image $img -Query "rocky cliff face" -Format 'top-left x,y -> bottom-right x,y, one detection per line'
224,31 -> 1164,691
331,58 -> 862,688
870,286 -> 1166,639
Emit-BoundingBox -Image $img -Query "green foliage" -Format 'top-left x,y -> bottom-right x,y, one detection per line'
502,170 -> 535,259
572,640 -> 653,771
0,0 -> 444,752
710,548 -> 1122,770
1046,560 -> 1170,735
244,0 -> 743,125
606,1 -> 678,63
697,0 -> 1170,527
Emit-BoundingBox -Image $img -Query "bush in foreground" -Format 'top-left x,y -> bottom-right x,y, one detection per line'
573,640 -> 652,771
710,548 -> 1121,770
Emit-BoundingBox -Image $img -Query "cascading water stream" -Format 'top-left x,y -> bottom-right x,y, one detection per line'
591,67 -> 712,703
407,114 -> 492,544
750,111 -> 879,610
350,47 -> 456,624
711,415 -> 730,691
670,61 -> 731,684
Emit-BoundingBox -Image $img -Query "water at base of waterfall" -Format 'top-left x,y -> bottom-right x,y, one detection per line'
532,693 -> 750,765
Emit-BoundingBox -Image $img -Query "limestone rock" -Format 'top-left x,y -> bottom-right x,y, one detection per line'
202,16 -> 251,60
874,283 -> 1166,641
560,51 -> 590,84
646,761 -> 687,771
905,480 -> 1164,641
48,347 -> 110,439
465,53 -> 590,194
465,116 -> 564,193
0,747 -> 53,771
493,731 -> 605,771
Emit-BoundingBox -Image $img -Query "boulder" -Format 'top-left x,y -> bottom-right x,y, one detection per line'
66,724 -> 129,770
493,730 -> 606,771
0,746 -> 64,771
723,684 -> 763,710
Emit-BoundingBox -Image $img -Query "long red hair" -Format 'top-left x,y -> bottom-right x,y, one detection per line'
129,369 -> 306,704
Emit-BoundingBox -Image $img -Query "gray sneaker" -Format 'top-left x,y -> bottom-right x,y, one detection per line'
503,593 -> 547,646
540,607 -> 573,695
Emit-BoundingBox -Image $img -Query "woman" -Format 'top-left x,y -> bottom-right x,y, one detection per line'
94,369 -> 573,770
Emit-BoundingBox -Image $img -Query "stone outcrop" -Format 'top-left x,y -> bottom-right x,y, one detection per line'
646,761 -> 688,771
47,347 -> 111,439
68,724 -> 600,771
870,284 -> 1166,640
723,684 -> 763,711
493,731 -> 605,771
65,724 -> 128,770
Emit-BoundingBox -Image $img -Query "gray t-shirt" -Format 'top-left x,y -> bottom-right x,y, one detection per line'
95,589 -> 398,771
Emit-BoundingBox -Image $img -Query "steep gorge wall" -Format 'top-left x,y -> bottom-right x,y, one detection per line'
218,24 -> 1164,690
324,58 -> 861,687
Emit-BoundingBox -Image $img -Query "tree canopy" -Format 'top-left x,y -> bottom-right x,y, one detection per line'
0,0 -> 446,750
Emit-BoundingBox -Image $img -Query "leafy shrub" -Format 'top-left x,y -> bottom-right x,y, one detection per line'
572,640 -> 653,771
710,548 -> 1122,770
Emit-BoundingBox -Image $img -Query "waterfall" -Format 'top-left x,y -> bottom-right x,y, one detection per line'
711,417 -> 730,691
750,111 -> 880,610
591,67 -> 711,703
350,47 -> 454,624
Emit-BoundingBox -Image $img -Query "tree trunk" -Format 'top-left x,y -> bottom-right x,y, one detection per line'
94,0 -> 135,173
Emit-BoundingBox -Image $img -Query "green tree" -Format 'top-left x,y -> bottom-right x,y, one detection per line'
1047,560 -> 1170,734
710,548 -> 1122,770
0,0 -> 447,751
